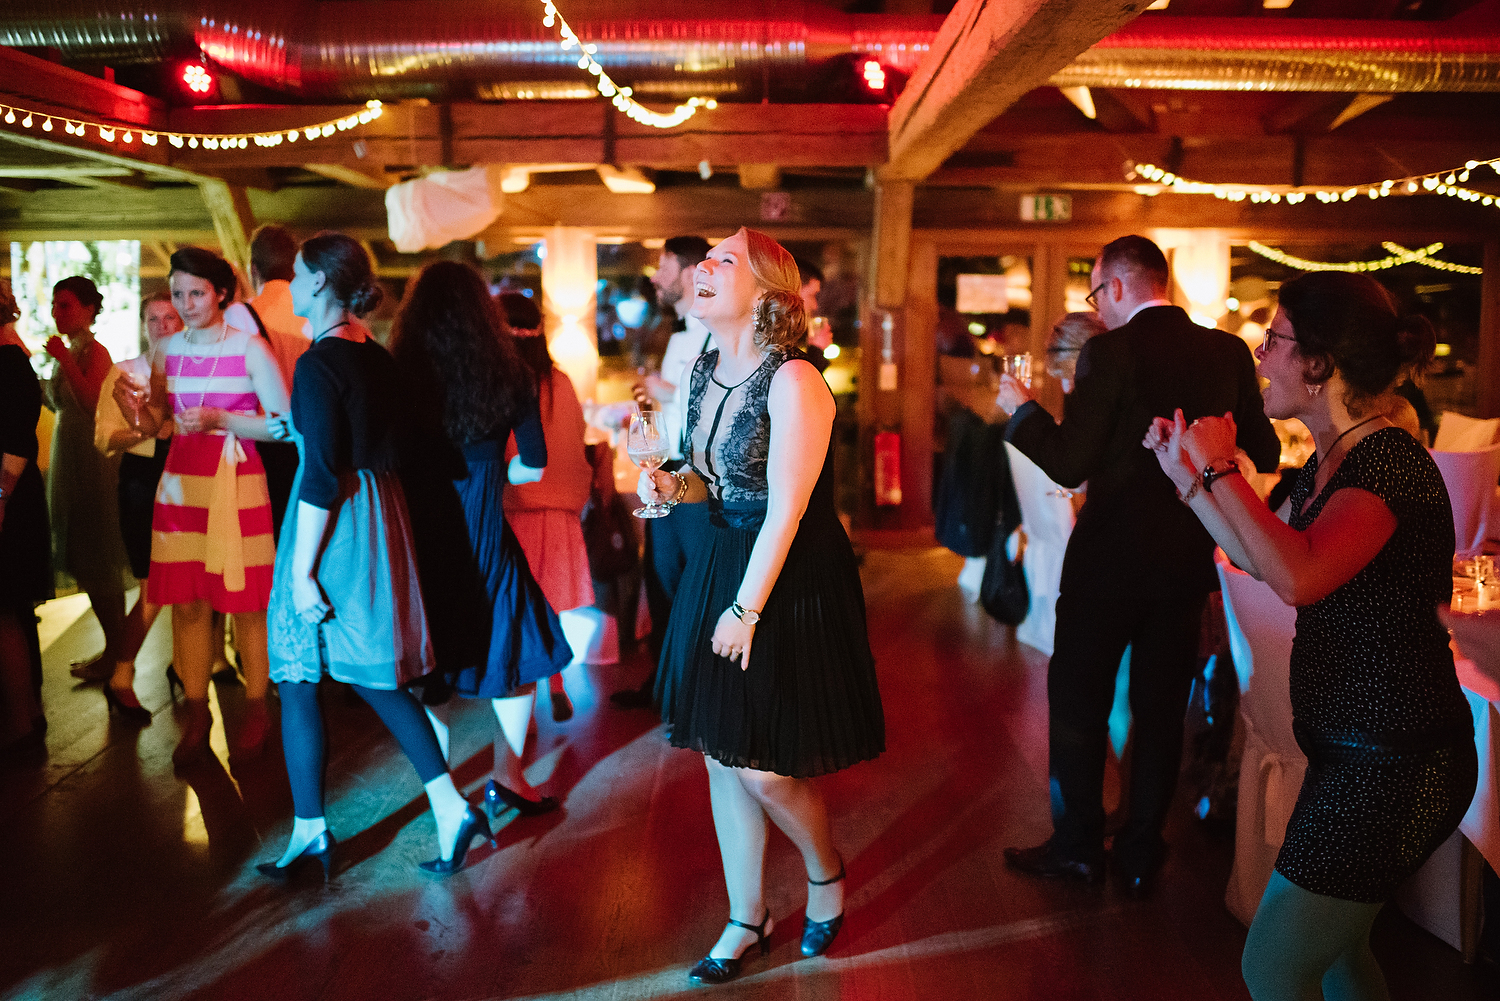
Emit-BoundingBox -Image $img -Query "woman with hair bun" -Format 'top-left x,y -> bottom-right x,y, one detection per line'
637,227 -> 884,984
45,276 -> 132,685
128,248 -> 289,764
1145,271 -> 1476,1001
259,234 -> 487,880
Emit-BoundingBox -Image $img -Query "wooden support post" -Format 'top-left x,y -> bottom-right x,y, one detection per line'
871,180 -> 914,309
198,178 -> 254,281
901,237 -> 939,528
1031,242 -> 1069,419
1480,239 -> 1499,419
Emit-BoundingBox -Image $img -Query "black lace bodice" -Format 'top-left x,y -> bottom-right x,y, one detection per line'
683,348 -> 797,505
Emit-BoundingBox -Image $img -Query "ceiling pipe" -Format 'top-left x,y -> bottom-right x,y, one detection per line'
1,5 -> 1497,100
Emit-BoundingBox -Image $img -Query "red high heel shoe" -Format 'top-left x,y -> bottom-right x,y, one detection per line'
172,698 -> 212,769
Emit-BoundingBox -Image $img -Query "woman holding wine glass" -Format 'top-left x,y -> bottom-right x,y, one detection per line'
638,228 -> 884,984
628,409 -> 674,518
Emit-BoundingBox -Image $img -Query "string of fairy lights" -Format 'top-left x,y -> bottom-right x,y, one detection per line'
0,98 -> 384,151
1247,241 -> 1483,275
538,0 -> 716,128
1131,158 -> 1500,209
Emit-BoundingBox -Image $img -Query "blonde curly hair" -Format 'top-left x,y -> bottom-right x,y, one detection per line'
740,227 -> 809,351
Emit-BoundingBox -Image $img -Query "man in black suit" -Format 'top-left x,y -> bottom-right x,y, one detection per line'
998,235 -> 1280,896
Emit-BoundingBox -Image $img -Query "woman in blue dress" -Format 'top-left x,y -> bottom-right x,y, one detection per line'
258,233 -> 490,880
392,261 -> 573,818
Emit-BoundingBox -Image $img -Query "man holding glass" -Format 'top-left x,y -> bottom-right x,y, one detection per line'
996,235 -> 1280,898
614,236 -> 715,709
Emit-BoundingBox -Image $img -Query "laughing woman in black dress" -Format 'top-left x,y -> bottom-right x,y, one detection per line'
1146,271 -> 1475,1001
639,228 -> 884,984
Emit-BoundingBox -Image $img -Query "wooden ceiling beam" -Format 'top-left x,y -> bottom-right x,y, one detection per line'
884,0 -> 1145,182
303,163 -> 396,190
164,103 -> 888,172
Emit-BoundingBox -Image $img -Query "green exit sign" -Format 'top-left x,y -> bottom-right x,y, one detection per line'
1020,194 -> 1072,221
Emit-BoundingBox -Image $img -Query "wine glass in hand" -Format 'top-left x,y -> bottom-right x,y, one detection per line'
627,410 -> 673,519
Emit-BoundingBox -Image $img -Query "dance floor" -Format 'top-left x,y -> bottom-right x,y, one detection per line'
2,537 -> 1495,1000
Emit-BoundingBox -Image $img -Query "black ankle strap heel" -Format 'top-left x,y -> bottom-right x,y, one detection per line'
802,855 -> 846,957
688,909 -> 773,984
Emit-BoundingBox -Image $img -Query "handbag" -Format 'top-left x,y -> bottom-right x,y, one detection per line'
980,527 -> 1029,625
581,488 -> 639,579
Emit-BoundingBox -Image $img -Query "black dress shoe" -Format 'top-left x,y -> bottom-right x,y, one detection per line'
688,910 -> 773,985
482,780 -> 559,819
1003,842 -> 1104,884
257,831 -> 336,882
801,857 -> 846,957
418,806 -> 495,875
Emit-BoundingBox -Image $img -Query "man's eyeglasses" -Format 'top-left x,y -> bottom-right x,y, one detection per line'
1085,282 -> 1107,310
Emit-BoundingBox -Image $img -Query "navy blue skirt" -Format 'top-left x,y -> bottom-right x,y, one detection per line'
408,437 -> 573,699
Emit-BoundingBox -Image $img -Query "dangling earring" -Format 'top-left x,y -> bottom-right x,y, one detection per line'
1305,383 -> 1321,398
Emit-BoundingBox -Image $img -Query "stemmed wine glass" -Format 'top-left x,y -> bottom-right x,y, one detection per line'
627,409 -> 674,519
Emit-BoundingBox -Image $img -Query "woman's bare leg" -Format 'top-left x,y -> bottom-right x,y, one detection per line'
704,756 -> 772,959
738,769 -> 844,922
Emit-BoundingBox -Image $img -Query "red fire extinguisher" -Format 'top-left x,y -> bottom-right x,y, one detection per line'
875,430 -> 902,507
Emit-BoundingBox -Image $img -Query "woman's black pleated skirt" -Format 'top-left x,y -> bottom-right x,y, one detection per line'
657,503 -> 884,778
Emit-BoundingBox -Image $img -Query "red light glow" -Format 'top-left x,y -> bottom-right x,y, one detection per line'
182,64 -> 214,95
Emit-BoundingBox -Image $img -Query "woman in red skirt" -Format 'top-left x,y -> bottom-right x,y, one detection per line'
127,247 -> 290,766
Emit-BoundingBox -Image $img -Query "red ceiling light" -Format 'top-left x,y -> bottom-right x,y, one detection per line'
861,59 -> 887,93
182,63 -> 214,95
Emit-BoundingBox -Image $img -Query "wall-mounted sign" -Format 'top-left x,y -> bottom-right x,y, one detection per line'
1020,194 -> 1071,222
956,273 -> 1009,314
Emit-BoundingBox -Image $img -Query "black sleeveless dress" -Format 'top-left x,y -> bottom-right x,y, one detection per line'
1277,427 -> 1476,902
657,348 -> 885,777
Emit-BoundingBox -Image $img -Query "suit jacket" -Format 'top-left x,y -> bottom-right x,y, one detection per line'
1006,305 -> 1280,593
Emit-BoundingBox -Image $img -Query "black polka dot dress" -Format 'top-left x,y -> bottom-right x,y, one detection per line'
1279,427 -> 1477,903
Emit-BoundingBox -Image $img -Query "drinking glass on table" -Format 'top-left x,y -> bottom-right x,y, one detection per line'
627,409 -> 673,519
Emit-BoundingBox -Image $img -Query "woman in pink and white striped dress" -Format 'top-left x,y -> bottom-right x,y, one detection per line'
129,247 -> 289,767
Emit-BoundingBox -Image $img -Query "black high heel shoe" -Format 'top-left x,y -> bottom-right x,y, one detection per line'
102,684 -> 153,727
418,806 -> 495,875
165,664 -> 184,701
257,831 -> 336,882
801,858 -> 846,957
688,910 -> 773,985
482,779 -> 559,819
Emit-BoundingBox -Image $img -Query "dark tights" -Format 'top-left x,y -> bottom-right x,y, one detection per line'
278,680 -> 449,819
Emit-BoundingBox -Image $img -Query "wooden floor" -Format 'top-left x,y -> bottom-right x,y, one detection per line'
2,538 -> 1496,1001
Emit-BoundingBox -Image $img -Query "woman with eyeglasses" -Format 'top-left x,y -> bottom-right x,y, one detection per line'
1145,271 -> 1475,1001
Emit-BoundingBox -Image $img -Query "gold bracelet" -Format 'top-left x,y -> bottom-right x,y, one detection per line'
1179,477 -> 1201,504
669,471 -> 688,504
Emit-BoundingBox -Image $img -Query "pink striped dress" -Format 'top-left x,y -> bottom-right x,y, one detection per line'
148,322 -> 276,611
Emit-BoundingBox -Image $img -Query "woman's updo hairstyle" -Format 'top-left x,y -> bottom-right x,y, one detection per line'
300,231 -> 384,316
1278,271 -> 1436,415
53,275 -> 105,317
741,227 -> 808,351
167,246 -> 237,309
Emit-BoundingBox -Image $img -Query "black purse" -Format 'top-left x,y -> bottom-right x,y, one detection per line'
980,528 -> 1029,626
